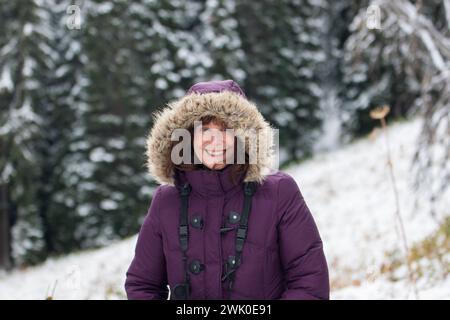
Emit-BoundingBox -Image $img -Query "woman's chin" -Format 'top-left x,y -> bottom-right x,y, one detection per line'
198,152 -> 234,170
201,159 -> 230,170
204,162 -> 226,170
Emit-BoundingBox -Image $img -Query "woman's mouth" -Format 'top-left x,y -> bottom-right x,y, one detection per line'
205,149 -> 226,157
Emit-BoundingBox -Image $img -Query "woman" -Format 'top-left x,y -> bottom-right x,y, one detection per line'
124,79 -> 329,300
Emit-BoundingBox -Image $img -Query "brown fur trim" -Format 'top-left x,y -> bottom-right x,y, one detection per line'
145,91 -> 275,185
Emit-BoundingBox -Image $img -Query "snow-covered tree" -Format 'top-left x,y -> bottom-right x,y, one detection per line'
384,0 -> 450,217
33,0 -> 88,256
65,0 -> 211,250
232,0 -> 327,164
341,0 -> 450,212
340,1 -> 426,136
0,0 -> 58,265
313,0 -> 370,152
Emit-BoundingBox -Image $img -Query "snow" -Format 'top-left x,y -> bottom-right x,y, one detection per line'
77,204 -> 93,217
100,199 -> 118,211
150,60 -> 175,74
418,29 -> 447,71
166,72 -> 181,83
0,99 -> 42,136
0,67 -> 13,91
96,2 -> 113,15
155,78 -> 168,90
107,138 -> 126,150
445,0 -> 450,32
89,147 -> 115,163
0,163 -> 14,183
229,68 -> 246,82
0,238 -> 135,299
285,116 -> 449,299
23,23 -> 34,36
314,88 -> 342,152
332,276 -> 450,300
0,117 -> 448,299
23,58 -> 34,77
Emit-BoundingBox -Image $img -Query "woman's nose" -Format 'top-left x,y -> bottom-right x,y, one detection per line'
204,132 -> 224,146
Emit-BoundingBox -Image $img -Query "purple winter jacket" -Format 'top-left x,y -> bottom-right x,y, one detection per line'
124,80 -> 329,300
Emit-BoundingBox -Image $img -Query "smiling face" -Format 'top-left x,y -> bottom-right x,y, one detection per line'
193,119 -> 235,170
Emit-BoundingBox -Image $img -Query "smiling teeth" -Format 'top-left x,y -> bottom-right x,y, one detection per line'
206,150 -> 224,156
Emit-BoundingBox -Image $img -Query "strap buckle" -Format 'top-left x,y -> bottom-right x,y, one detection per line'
179,225 -> 188,237
244,182 -> 255,196
179,225 -> 188,250
236,225 -> 247,239
235,226 -> 247,252
180,183 -> 191,196
221,256 -> 239,282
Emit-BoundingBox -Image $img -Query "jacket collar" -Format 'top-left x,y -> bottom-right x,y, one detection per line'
174,164 -> 246,197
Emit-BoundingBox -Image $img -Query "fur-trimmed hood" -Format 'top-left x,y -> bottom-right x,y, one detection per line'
145,80 -> 276,186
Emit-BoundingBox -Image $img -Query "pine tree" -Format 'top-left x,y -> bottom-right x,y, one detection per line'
313,0 -> 370,151
67,0 -> 150,248
411,0 -> 450,35
68,0 -> 208,249
33,0 -> 88,256
339,0 -> 432,137
1,0 -> 88,264
341,0 -> 449,213
234,0 -> 326,165
194,0 -> 246,83
0,0 -> 51,265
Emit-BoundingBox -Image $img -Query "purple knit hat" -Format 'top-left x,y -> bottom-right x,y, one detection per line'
186,79 -> 247,99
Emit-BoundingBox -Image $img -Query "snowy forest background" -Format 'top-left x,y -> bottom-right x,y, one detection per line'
0,0 -> 449,299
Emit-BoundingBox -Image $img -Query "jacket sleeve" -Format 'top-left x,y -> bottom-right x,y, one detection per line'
276,175 -> 330,300
124,186 -> 169,300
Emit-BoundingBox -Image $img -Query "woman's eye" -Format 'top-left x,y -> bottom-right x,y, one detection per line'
202,128 -> 225,132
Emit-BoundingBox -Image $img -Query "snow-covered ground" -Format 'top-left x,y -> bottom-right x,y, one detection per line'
0,236 -> 135,299
0,116 -> 448,299
285,116 -> 449,299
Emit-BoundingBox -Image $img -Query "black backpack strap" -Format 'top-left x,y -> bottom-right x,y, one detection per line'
179,182 -> 191,252
235,181 -> 256,265
172,182 -> 192,300
221,181 -> 257,299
